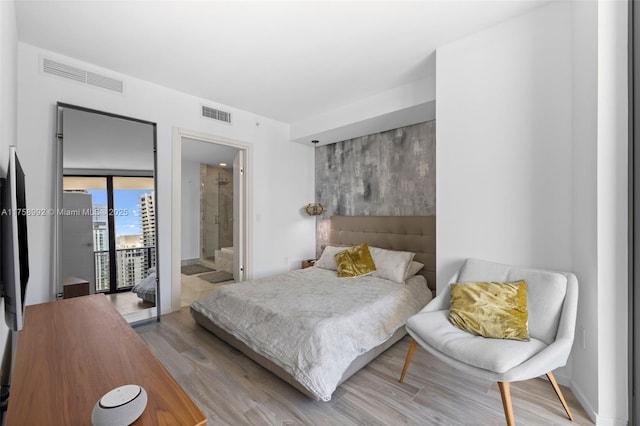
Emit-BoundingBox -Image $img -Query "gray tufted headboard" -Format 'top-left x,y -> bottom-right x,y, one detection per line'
328,216 -> 436,294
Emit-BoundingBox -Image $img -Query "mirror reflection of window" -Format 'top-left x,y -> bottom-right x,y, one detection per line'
56,104 -> 158,323
113,177 -> 155,290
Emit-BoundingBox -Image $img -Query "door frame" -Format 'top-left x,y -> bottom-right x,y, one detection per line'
170,128 -> 252,312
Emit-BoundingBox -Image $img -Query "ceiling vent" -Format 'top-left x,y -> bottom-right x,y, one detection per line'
42,58 -> 124,94
202,105 -> 232,124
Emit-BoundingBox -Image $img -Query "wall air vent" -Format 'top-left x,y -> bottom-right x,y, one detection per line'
42,58 -> 85,83
202,105 -> 232,124
42,57 -> 124,94
86,71 -> 124,93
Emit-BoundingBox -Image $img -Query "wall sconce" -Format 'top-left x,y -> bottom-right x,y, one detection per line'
304,203 -> 325,216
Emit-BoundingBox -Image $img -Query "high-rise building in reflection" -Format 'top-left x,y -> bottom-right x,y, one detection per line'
92,204 -> 109,291
116,234 -> 144,289
140,192 -> 155,270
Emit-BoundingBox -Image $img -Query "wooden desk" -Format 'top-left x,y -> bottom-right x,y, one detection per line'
6,294 -> 206,425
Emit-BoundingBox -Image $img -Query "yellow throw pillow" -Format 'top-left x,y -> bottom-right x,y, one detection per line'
448,280 -> 529,341
335,243 -> 377,278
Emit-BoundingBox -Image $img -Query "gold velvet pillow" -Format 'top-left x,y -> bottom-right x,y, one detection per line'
335,243 -> 377,278
448,280 -> 529,341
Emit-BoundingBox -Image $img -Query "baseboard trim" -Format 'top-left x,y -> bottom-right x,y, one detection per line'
181,258 -> 199,266
592,414 -> 629,426
570,380 -> 628,426
570,379 -> 597,424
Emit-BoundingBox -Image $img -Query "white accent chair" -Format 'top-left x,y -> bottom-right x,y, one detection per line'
399,258 -> 579,426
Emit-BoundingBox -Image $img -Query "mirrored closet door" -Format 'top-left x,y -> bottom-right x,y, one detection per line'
54,104 -> 159,323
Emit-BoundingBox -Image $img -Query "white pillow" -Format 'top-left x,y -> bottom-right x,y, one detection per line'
404,261 -> 425,281
369,246 -> 415,283
315,246 -> 351,271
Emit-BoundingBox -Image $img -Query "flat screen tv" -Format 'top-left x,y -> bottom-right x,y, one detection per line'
2,146 -> 29,331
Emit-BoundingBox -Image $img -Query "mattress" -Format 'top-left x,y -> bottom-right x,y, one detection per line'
190,267 -> 431,400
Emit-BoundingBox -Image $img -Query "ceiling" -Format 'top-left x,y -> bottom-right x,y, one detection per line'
182,137 -> 239,167
15,0 -> 549,125
63,107 -> 155,172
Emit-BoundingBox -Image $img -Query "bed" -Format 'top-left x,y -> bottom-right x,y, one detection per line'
190,215 -> 436,401
131,269 -> 156,303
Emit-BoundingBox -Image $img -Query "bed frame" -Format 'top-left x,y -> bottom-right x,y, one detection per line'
191,215 -> 436,400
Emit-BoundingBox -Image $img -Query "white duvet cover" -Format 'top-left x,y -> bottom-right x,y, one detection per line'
190,267 -> 431,401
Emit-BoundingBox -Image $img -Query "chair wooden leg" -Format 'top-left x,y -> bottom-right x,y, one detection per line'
399,338 -> 417,383
498,382 -> 515,426
546,372 -> 574,421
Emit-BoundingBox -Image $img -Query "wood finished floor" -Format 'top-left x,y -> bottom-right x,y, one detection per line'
181,272 -> 234,307
136,308 -> 593,426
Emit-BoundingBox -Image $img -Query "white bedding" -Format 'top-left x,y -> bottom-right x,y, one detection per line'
190,267 -> 431,401
131,271 -> 156,303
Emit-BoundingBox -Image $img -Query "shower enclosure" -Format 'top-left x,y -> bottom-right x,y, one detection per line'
200,164 -> 233,271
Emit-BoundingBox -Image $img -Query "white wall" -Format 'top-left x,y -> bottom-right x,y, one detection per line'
0,2 -> 17,170
570,0 -> 599,419
437,2 -> 573,283
181,159 -> 200,260
17,43 -> 316,314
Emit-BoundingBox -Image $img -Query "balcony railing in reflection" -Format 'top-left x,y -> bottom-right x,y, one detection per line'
94,246 -> 156,292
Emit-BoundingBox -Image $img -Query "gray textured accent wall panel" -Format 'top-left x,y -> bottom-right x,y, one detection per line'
315,120 -> 435,254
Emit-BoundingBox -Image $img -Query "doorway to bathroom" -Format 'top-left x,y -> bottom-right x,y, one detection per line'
181,156 -> 236,306
171,129 -> 251,310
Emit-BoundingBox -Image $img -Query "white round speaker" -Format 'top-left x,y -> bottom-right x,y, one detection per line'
91,384 -> 148,426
